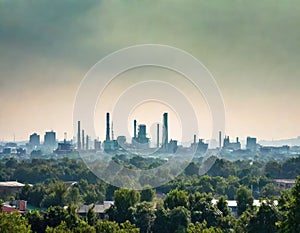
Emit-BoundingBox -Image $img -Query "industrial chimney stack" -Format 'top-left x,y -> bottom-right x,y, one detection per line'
134,120 -> 137,139
106,112 -> 110,141
77,121 -> 81,150
82,129 -> 85,150
219,131 -> 222,149
162,112 -> 168,150
157,123 -> 160,148
86,135 -> 89,150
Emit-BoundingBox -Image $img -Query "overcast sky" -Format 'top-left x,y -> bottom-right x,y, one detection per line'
0,0 -> 300,142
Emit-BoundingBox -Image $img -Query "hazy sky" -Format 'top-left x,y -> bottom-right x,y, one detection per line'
0,0 -> 300,142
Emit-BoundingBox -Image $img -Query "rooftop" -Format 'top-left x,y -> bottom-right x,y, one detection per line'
274,179 -> 296,184
0,181 -> 31,187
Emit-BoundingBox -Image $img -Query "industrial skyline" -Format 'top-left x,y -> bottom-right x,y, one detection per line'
2,111 -> 300,149
2,109 -> 297,159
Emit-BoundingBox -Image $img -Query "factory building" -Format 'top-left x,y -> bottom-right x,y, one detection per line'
54,139 -> 73,154
44,131 -> 57,147
246,137 -> 258,152
29,133 -> 40,147
191,135 -> 208,154
223,136 -> 241,151
132,120 -> 150,149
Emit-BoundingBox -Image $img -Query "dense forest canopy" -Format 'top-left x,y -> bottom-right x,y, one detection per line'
0,156 -> 299,232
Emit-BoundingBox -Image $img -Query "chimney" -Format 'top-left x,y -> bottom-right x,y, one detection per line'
77,121 -> 81,150
106,112 -> 110,141
219,131 -> 222,149
82,129 -> 85,149
111,122 -> 114,141
236,137 -> 239,143
134,120 -> 137,139
18,200 -> 27,211
157,123 -> 160,148
194,134 -> 196,144
86,135 -> 89,150
163,113 -> 168,150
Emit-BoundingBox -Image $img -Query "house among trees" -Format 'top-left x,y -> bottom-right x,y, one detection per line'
274,179 -> 296,189
1,200 -> 27,213
77,201 -> 114,218
0,181 -> 32,196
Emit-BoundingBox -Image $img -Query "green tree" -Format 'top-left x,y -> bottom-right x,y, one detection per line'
140,186 -> 155,202
5,158 -> 18,168
17,183 -> 32,200
224,175 -> 240,200
279,176 -> 300,232
46,220 -> 96,233
25,210 -> 45,233
152,202 -> 170,233
234,209 -> 255,233
66,187 -> 82,205
41,181 -> 68,208
95,220 -> 139,233
260,183 -> 282,198
44,206 -> 67,228
95,221 -> 119,233
119,220 -> 140,233
131,202 -> 155,233
110,188 -> 140,223
208,159 -> 236,178
197,175 -> 214,194
65,204 -> 81,230
28,184 -> 46,207
236,186 -> 254,216
87,205 -> 97,226
169,206 -> 191,233
189,192 -> 221,227
45,221 -> 72,233
164,189 -> 189,210
0,212 -> 32,233
216,196 -> 230,217
187,221 -> 222,233
247,201 -> 279,233
185,162 -> 199,176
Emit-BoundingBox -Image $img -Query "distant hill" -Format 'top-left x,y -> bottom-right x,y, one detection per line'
259,136 -> 300,147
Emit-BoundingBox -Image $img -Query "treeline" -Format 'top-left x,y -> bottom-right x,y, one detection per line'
1,156 -> 300,184
0,158 -> 98,184
0,207 -> 139,233
8,174 -> 280,209
1,156 -> 300,202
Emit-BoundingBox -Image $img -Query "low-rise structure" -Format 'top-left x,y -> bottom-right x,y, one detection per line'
77,201 -> 114,218
274,179 -> 296,189
0,181 -> 31,196
1,200 -> 27,213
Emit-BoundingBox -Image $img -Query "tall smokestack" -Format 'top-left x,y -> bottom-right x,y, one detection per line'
163,113 -> 168,150
194,134 -> 196,144
134,120 -> 137,139
82,129 -> 85,150
86,135 -> 89,150
219,131 -> 222,149
106,112 -> 110,141
157,123 -> 160,148
77,121 -> 81,150
111,122 -> 114,141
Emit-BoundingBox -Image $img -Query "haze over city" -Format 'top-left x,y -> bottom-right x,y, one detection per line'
1,1 -> 300,142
